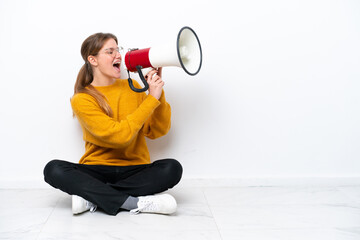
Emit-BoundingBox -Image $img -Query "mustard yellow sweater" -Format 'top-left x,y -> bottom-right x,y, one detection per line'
70,79 -> 171,166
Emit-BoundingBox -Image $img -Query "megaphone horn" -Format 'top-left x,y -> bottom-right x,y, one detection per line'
125,26 -> 202,92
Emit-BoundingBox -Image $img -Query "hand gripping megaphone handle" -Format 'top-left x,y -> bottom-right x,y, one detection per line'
127,65 -> 149,92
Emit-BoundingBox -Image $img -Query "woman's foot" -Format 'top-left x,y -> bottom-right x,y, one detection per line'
130,194 -> 177,215
72,195 -> 97,215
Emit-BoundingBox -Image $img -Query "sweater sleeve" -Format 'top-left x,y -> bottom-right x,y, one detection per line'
71,93 -> 160,148
142,90 -> 172,139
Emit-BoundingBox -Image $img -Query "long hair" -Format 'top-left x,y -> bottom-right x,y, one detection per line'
73,33 -> 118,117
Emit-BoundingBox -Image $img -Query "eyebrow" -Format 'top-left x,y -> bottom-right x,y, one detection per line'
104,47 -> 119,51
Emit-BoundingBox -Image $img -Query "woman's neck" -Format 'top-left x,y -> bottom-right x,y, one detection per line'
91,76 -> 116,87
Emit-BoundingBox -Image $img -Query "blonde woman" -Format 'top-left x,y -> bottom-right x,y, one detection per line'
43,33 -> 182,216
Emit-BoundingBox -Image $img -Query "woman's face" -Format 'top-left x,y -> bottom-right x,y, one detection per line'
90,38 -> 122,80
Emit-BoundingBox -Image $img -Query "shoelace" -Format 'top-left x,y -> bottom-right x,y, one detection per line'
130,204 -> 148,214
86,201 -> 97,213
130,201 -> 159,215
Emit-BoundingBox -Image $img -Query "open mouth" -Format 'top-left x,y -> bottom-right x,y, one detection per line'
113,62 -> 121,71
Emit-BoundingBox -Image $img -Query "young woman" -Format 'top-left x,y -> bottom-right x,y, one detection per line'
43,33 -> 182,216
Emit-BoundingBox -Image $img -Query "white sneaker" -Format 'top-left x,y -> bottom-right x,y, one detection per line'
130,194 -> 177,215
72,195 -> 97,215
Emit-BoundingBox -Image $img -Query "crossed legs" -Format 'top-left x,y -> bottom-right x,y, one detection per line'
43,159 -> 182,215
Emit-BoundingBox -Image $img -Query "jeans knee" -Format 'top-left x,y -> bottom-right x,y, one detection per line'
163,159 -> 183,186
43,159 -> 66,184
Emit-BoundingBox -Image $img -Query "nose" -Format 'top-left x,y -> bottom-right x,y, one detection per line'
116,51 -> 122,60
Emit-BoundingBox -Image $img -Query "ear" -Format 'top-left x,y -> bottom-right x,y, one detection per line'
88,55 -> 98,67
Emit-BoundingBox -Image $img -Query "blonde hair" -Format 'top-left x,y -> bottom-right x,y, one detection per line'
73,33 -> 118,117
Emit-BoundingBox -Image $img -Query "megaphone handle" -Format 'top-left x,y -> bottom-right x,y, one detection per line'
127,66 -> 149,92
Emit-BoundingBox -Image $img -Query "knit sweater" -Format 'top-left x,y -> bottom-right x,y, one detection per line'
70,79 -> 171,166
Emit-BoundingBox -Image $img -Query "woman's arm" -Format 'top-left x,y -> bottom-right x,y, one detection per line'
142,90 -> 171,139
71,93 -> 160,148
142,68 -> 172,139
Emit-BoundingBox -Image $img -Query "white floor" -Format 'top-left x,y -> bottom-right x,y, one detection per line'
1,183 -> 360,240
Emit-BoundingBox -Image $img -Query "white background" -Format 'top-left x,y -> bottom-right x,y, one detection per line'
0,0 -> 359,187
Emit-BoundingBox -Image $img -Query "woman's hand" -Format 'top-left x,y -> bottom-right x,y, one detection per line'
145,68 -> 164,100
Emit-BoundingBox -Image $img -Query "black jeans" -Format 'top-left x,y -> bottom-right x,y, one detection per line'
43,159 -> 182,215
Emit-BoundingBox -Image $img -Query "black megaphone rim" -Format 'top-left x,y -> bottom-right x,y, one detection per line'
176,26 -> 202,76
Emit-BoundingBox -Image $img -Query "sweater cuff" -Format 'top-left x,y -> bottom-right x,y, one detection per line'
145,94 -> 161,106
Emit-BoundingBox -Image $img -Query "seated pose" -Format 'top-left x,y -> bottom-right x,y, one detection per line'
43,33 -> 182,216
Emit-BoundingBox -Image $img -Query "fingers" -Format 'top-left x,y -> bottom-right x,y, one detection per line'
146,68 -> 164,100
150,76 -> 164,88
145,69 -> 158,81
145,69 -> 164,86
